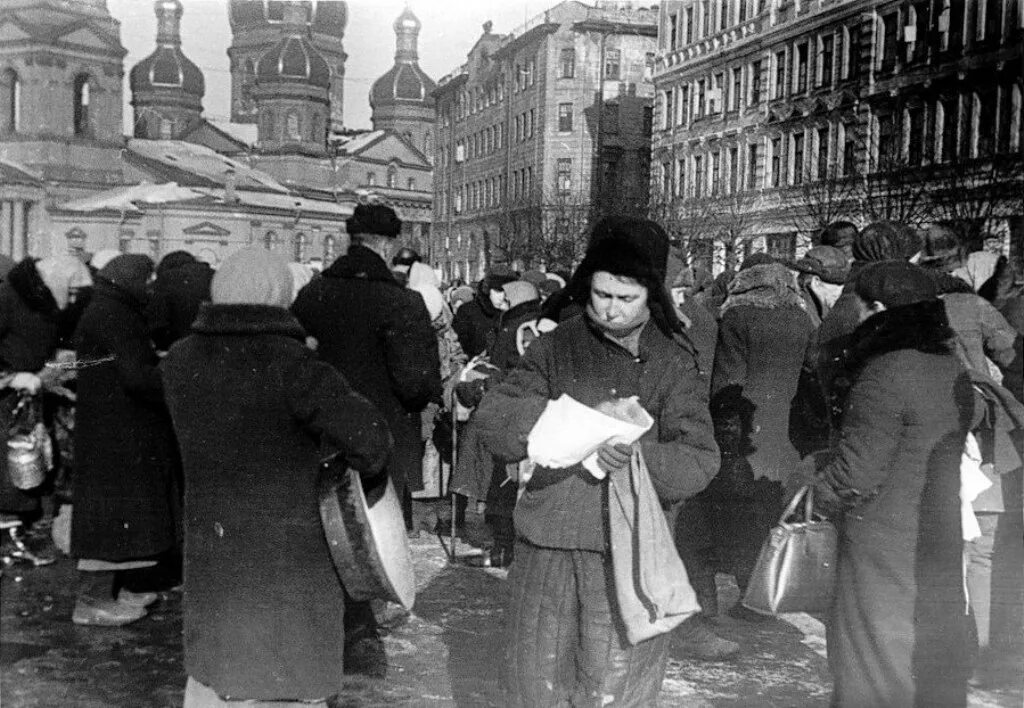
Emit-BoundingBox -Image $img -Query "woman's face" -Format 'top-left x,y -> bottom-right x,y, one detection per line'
589,271 -> 649,327
488,288 -> 508,310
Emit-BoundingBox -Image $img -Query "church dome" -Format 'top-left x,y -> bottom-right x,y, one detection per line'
370,64 -> 436,105
129,0 -> 204,98
256,35 -> 330,89
393,6 -> 420,33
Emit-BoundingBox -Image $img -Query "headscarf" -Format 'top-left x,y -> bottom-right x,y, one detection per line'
288,262 -> 315,303
408,261 -> 447,322
952,251 -> 1000,293
97,254 -> 154,304
36,255 -> 93,310
211,248 -> 292,308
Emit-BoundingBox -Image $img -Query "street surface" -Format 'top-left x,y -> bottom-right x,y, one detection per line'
2,506 -> 1021,707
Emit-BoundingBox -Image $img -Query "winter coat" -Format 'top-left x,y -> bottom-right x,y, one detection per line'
71,279 -> 180,561
813,300 -> 972,708
162,304 -> 392,701
471,313 -> 719,552
0,259 -> 60,373
291,244 -> 441,492
999,294 -> 1024,404
939,292 -> 1017,372
677,298 -> 717,395
148,253 -> 213,350
452,287 -> 502,358
712,264 -> 814,482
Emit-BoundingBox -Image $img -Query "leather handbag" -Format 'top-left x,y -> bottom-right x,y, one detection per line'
741,485 -> 837,616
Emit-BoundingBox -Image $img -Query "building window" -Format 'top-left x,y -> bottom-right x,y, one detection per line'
323,235 -> 337,263
604,49 -> 621,80
387,164 -> 398,188
766,234 -> 797,261
750,60 -> 762,104
558,103 -> 573,132
293,233 -> 308,262
701,0 -> 711,36
560,48 -> 575,78
879,12 -> 899,73
2,69 -> 20,133
407,177 -> 416,191
677,158 -> 687,195
693,155 -> 704,196
73,73 -> 91,135
286,111 -> 301,140
747,143 -> 760,188
976,90 -> 997,157
817,126 -> 829,178
876,113 -> 896,167
668,13 -> 678,48
604,102 -> 619,134
795,43 -> 809,94
819,35 -> 834,87
792,132 -> 805,184
728,146 -> 739,192
685,6 -> 694,44
771,137 -> 781,186
711,73 -> 723,114
843,130 -> 856,176
264,231 -> 277,250
366,172 -> 376,186
711,151 -> 721,195
730,67 -> 742,111
906,106 -> 925,164
697,79 -> 707,118
773,51 -> 786,99
1002,83 -> 1022,153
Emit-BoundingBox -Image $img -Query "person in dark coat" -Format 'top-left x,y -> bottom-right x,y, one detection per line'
812,261 -> 972,708
0,256 -> 91,566
471,218 -> 719,705
451,266 -> 515,357
291,203 -> 441,533
162,248 -> 393,707
710,261 -> 814,615
147,250 -> 213,351
71,254 -> 180,626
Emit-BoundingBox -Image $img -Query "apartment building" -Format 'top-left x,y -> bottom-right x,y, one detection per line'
431,1 -> 659,281
653,0 -> 1023,273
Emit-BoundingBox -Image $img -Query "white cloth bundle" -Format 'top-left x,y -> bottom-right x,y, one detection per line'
526,394 -> 654,478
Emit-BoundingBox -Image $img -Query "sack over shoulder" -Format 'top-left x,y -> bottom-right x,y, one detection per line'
609,447 -> 700,644
741,485 -> 837,616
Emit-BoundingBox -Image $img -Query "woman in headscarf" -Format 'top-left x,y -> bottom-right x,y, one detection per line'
162,248 -> 392,707
70,254 -> 179,626
0,255 -> 91,567
813,261 -> 972,707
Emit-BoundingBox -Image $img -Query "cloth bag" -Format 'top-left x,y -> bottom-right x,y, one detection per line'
608,447 -> 700,645
742,485 -> 838,616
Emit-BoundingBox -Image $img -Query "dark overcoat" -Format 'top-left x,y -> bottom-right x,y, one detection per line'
814,300 -> 972,708
162,304 -> 392,701
292,244 -> 440,492
71,279 -> 179,560
711,264 -> 814,481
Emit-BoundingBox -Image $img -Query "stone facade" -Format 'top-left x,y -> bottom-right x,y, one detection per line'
431,1 -> 659,282
652,0 -> 1024,274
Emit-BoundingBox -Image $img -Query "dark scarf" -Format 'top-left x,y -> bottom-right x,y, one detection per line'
322,244 -> 399,286
192,303 -> 306,339
845,299 -> 953,373
7,258 -> 59,316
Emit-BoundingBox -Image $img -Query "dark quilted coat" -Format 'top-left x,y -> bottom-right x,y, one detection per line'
71,258 -> 180,561
162,304 -> 392,701
814,300 -> 972,708
292,244 -> 440,492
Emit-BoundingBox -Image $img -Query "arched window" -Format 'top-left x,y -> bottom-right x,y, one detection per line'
73,73 -> 91,136
293,232 -> 308,262
264,230 -> 277,250
323,234 -> 336,263
1,69 -> 20,133
407,177 -> 416,190
286,111 -> 301,141
386,164 -> 398,188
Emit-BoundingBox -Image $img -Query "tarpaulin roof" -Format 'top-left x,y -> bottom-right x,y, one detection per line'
58,182 -> 206,213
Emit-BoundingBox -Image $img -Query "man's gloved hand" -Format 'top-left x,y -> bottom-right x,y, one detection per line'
455,379 -> 487,409
9,372 -> 41,394
596,442 -> 632,476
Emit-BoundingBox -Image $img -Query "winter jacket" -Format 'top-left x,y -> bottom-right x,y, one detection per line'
471,313 -> 719,552
162,304 -> 392,701
147,252 -> 213,350
452,287 -> 502,358
292,244 -> 441,491
814,300 -> 971,708
940,292 -> 1017,372
712,264 -> 814,481
71,279 -> 179,561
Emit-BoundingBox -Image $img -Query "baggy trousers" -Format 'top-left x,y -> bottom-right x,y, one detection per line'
505,541 -> 670,707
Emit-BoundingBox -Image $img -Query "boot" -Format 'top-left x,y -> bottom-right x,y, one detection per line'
675,617 -> 740,661
3,525 -> 56,567
73,570 -> 147,627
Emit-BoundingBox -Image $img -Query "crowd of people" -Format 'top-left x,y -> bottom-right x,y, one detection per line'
0,203 -> 1021,707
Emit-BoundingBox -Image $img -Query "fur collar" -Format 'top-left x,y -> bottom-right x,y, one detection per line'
191,303 -> 306,339
720,263 -> 806,315
7,259 -> 58,315
845,299 -> 953,371
322,244 -> 399,285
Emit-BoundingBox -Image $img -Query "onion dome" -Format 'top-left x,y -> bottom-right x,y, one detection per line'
129,0 -> 204,99
312,1 -> 347,36
370,7 -> 436,107
256,3 -> 330,89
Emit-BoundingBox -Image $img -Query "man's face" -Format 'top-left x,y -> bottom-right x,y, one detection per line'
809,276 -> 844,309
488,288 -> 508,310
589,271 -> 649,328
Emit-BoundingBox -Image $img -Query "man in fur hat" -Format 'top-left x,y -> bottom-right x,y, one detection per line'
471,217 -> 719,705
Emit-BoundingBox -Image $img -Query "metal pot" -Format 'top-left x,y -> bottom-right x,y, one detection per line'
7,434 -> 44,490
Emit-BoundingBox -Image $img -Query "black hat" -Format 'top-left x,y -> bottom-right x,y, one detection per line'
789,245 -> 850,285
852,221 -> 921,262
346,204 -> 402,239
853,260 -> 937,308
588,216 -> 671,282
